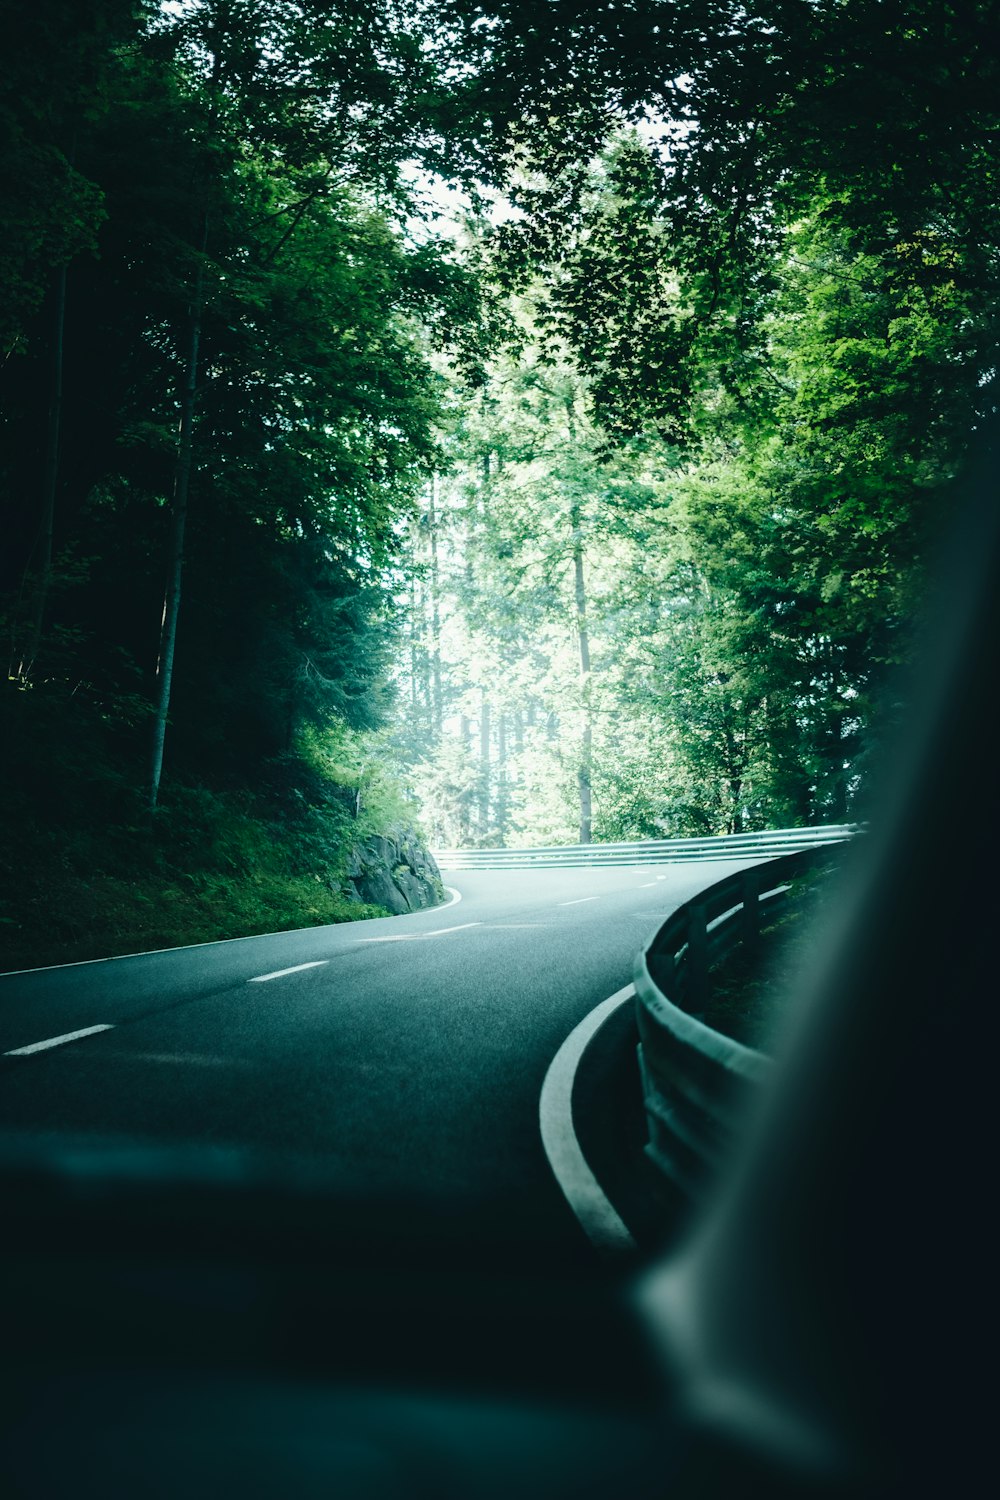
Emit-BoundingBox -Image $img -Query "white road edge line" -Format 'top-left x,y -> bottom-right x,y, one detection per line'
356,922 -> 482,945
248,961 -> 328,983
5,1024 -> 115,1057
558,897 -> 600,906
1,885 -> 466,979
638,882 -> 658,888
539,985 -> 638,1256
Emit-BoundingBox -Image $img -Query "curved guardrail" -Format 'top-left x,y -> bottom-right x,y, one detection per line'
433,824 -> 857,871
633,844 -> 846,1199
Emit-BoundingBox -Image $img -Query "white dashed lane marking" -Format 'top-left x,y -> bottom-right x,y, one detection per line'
4,1024 -> 115,1056
249,961 -> 329,983
357,923 -> 482,945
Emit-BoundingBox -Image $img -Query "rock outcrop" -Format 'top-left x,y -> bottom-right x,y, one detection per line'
345,829 -> 444,914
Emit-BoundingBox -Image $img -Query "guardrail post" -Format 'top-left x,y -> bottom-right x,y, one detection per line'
686,903 -> 710,1015
648,946 -> 676,997
741,869 -> 761,954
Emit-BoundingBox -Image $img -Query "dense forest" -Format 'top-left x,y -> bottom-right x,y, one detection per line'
2,2 -> 996,962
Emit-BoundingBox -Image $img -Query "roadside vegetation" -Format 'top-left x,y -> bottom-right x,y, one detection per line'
3,4 -> 994,957
0,716 -> 422,971
389,8 -> 996,847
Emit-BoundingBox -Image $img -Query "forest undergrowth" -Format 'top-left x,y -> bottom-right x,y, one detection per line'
0,698 -> 414,971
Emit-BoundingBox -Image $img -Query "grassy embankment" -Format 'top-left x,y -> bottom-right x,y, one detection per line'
0,698 -> 420,973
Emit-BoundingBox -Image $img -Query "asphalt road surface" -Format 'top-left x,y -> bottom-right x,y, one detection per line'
0,860 -> 760,1260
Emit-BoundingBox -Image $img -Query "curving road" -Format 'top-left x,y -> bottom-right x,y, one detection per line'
0,859 -> 763,1260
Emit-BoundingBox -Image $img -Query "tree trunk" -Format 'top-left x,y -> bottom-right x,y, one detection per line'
827,651 -> 849,820
411,559 -> 432,740
458,712 -> 472,845
429,474 -> 443,739
478,693 -> 491,840
409,564 -> 419,715
21,262 -> 67,680
728,779 -> 744,834
149,214 -> 208,812
721,721 -> 744,834
571,501 -> 593,844
496,711 -> 509,846
420,577 -> 433,729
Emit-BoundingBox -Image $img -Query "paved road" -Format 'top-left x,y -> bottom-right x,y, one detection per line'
0,860 -> 760,1260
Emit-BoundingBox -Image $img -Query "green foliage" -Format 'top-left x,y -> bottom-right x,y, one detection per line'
0,677 -> 395,971
395,154 -> 981,842
2,2 -> 993,895
485,1 -> 999,441
0,6 -> 494,778
0,0 -> 145,353
298,722 -> 426,841
0,3 -> 475,959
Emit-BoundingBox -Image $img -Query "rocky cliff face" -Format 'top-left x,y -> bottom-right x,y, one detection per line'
345,830 -> 445,914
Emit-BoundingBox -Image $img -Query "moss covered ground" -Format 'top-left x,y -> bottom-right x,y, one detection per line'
0,774 -> 391,973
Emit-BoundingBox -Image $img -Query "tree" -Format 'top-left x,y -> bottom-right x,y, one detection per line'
1,0 -> 497,821
1,0 -> 150,682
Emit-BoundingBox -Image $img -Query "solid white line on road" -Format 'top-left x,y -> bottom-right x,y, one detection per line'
539,985 -> 638,1257
357,922 -> 482,945
4,1024 -> 115,1057
638,881 -> 658,888
0,886 -> 464,979
558,897 -> 600,906
248,961 -> 328,983
356,935 -> 419,944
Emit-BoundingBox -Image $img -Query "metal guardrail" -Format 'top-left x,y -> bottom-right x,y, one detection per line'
633,844 -> 846,1199
433,824 -> 857,870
